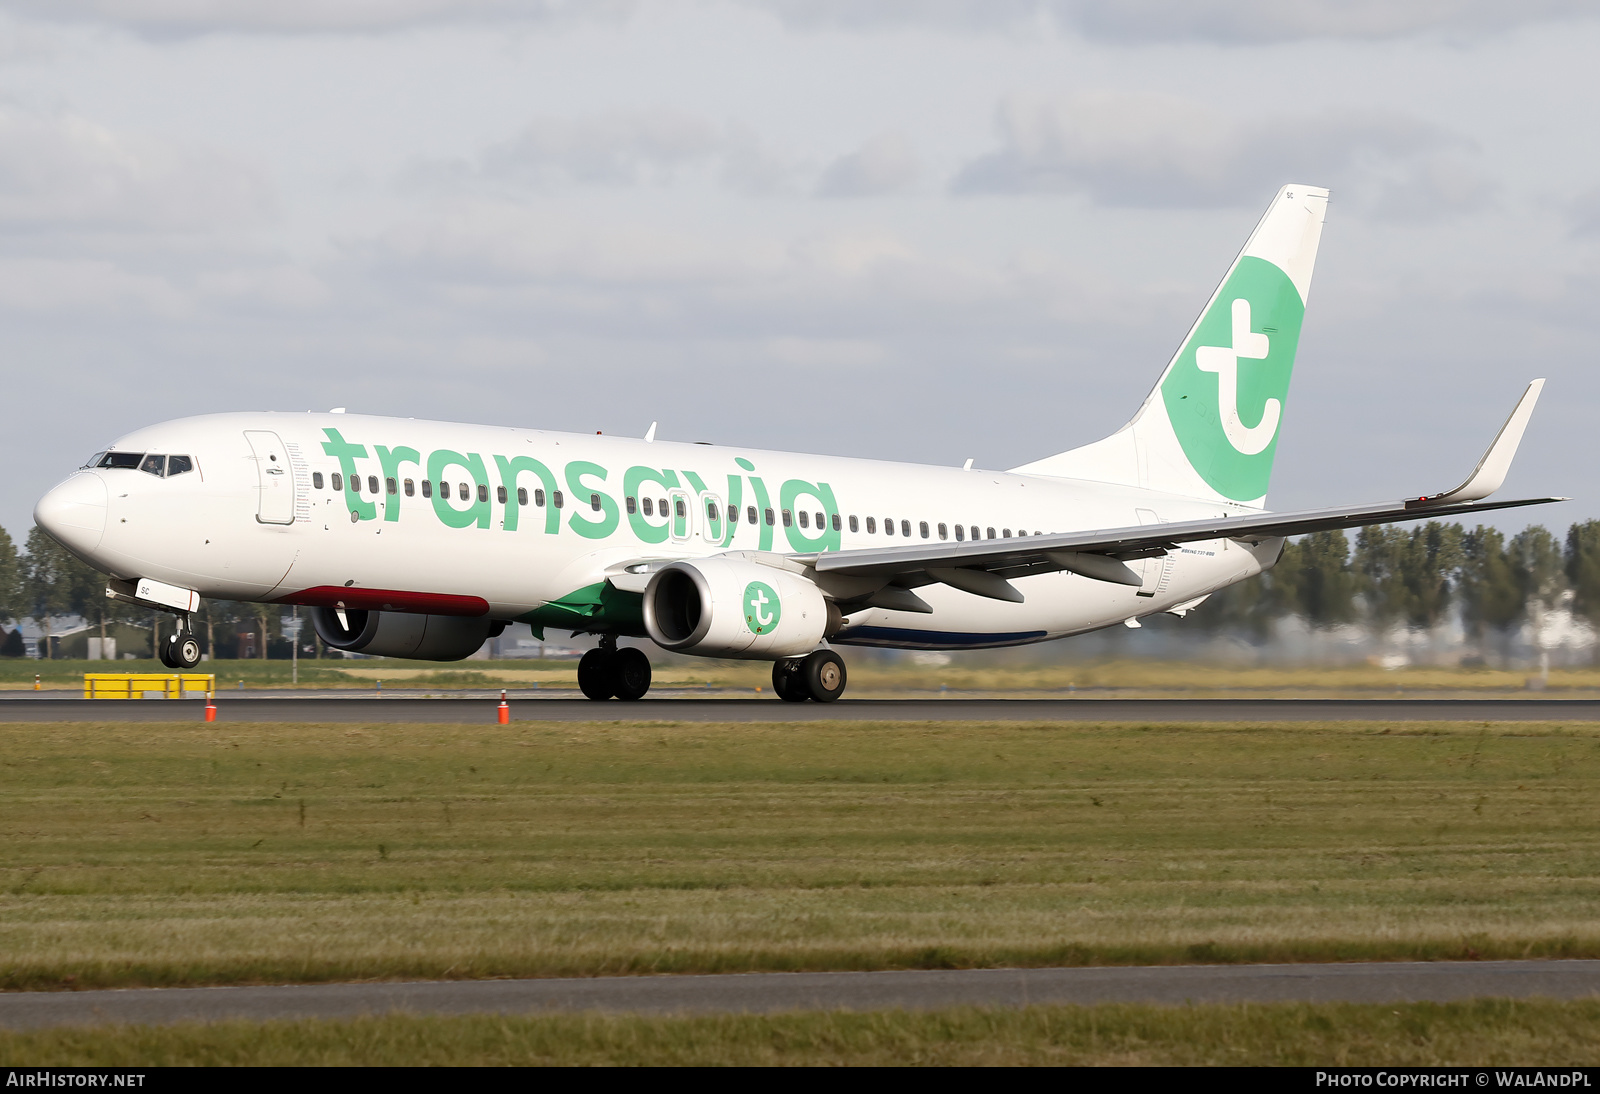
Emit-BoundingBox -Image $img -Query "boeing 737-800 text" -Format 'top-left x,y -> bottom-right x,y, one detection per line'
32,185 -> 1560,702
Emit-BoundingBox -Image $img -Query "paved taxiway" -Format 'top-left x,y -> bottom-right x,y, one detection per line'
4,961 -> 1598,1028
2,694 -> 1600,722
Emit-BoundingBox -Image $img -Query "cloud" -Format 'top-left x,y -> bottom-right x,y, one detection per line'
414,111 -> 795,196
951,93 -> 1496,216
816,132 -> 918,198
0,0 -> 634,35
0,108 -> 271,233
1568,185 -> 1600,237
748,0 -> 1597,44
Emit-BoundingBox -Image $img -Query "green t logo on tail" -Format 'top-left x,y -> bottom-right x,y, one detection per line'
743,581 -> 780,635
1160,256 -> 1305,501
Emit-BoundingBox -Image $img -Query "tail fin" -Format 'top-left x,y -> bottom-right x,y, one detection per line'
1010,184 -> 1329,509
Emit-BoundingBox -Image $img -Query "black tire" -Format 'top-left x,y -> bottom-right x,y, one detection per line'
609,647 -> 652,701
157,639 -> 179,669
802,649 -> 847,703
168,632 -> 202,670
577,648 -> 615,700
771,658 -> 808,702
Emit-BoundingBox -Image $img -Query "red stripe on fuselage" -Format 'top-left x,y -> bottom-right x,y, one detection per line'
275,586 -> 490,617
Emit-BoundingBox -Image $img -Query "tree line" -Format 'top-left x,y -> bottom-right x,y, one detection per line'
1191,520 -> 1600,647
0,524 -> 306,659
1,518 -> 1597,659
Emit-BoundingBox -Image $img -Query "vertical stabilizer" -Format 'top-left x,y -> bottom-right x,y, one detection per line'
1010,184 -> 1329,508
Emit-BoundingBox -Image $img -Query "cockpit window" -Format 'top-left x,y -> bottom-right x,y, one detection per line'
82,452 -> 106,470
96,452 -> 194,477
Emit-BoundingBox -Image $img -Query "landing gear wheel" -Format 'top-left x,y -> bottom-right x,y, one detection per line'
771,658 -> 809,702
608,647 -> 652,701
577,648 -> 615,700
802,649 -> 847,703
157,639 -> 179,669
167,631 -> 203,670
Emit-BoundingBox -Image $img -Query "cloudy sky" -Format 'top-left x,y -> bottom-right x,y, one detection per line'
4,1 -> 1599,540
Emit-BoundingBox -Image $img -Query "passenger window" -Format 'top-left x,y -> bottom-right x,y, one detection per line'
553,491 -> 564,508
884,519 -> 894,536
591,493 -> 601,512
313,472 -> 324,490
815,512 -> 824,529
954,525 -> 964,541
938,523 -> 948,540
352,476 -> 363,494
987,527 -> 996,540
782,509 -> 793,527
727,504 -> 738,524
798,511 -> 809,529
517,487 -> 528,506
140,454 -> 165,476
901,520 -> 911,537
747,506 -> 758,525
438,480 -> 448,498
706,501 -> 718,522
849,515 -> 859,533
101,452 -> 143,470
421,479 -> 432,498
831,514 -> 841,532
534,488 -> 545,507
368,476 -> 379,495
404,479 -> 415,497
970,526 -> 979,541
387,477 -> 397,495
642,497 -> 653,516
1003,528 -> 1012,538
459,483 -> 470,502
167,455 -> 193,476
920,521 -> 929,539
332,472 -> 343,491
626,496 -> 637,515
479,484 -> 489,503
675,498 -> 686,518
764,508 -> 775,526
865,517 -> 875,533
497,485 -> 507,504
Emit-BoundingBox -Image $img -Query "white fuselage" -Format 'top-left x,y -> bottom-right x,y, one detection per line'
41,411 -> 1280,651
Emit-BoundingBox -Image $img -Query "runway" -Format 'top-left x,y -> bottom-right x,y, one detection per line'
1,694 -> 1599,722
4,961 -> 1598,1029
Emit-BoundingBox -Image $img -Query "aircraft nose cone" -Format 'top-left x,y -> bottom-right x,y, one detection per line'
35,472 -> 108,555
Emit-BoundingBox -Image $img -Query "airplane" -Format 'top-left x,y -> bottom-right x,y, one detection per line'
32,183 -> 1560,702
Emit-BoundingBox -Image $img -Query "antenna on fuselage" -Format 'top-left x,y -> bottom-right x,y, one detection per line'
962,458 -> 974,471
645,421 -> 658,443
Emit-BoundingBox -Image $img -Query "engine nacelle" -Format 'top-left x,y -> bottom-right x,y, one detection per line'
311,607 -> 496,661
643,557 -> 831,659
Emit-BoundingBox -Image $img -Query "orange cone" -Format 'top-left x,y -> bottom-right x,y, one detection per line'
497,689 -> 509,724
204,691 -> 217,722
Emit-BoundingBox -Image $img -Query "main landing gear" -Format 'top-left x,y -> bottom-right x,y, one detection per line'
577,636 -> 652,701
158,618 -> 203,670
772,649 -> 847,703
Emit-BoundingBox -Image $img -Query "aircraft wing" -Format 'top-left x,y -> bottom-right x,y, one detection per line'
803,380 -> 1563,600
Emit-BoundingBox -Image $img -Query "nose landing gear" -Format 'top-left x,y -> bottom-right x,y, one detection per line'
158,621 -> 203,670
577,636 -> 653,701
772,649 -> 847,703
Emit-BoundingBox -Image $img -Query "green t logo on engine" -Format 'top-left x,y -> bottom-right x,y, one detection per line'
743,581 -> 781,635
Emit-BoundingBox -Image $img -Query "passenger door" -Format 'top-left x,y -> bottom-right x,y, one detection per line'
244,430 -> 294,525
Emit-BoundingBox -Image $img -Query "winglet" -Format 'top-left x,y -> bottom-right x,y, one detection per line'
1409,379 -> 1544,508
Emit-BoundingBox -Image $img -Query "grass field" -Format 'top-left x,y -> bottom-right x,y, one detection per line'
5,999 -> 1599,1066
6,656 -> 1600,694
1,717 -> 1598,991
